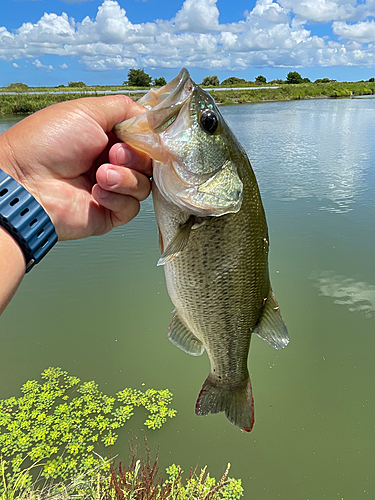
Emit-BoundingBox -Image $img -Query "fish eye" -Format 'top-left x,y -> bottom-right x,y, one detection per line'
200,110 -> 219,134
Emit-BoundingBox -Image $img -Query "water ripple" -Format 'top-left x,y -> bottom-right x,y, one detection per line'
222,99 -> 374,214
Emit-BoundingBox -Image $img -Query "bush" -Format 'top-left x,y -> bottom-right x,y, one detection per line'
153,77 -> 167,87
255,75 -> 267,84
125,69 -> 152,87
7,83 -> 29,92
201,75 -> 220,86
67,81 -> 87,88
285,71 -> 303,84
221,77 -> 248,86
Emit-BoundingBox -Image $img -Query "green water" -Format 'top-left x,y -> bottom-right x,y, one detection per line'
1,99 -> 375,499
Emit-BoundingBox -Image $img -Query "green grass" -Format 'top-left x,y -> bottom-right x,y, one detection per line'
0,92 -> 146,115
210,81 -> 375,105
1,81 -> 375,115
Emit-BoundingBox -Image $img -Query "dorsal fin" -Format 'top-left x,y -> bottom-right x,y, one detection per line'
254,291 -> 289,350
168,311 -> 205,356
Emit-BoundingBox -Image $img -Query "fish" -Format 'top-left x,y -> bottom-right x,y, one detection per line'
114,69 -> 289,432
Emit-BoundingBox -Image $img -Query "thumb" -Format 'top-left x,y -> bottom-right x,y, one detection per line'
70,95 -> 146,134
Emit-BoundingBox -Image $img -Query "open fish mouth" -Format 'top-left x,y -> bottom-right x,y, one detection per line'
114,68 -> 195,163
114,68 -> 243,217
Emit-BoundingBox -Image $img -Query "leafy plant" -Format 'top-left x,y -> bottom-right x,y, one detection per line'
124,69 -> 152,87
201,76 -> 220,86
67,81 -> 87,88
108,439 -> 243,500
255,75 -> 266,84
285,71 -> 303,84
153,77 -> 167,87
0,368 -> 176,492
6,83 -> 29,92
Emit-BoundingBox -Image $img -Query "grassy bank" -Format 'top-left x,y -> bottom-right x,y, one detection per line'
210,80 -> 375,105
0,92 -> 145,115
1,81 -> 375,115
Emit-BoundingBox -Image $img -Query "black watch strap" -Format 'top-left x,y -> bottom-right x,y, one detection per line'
0,169 -> 58,273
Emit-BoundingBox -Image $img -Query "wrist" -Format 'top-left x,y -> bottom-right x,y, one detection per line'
0,225 -> 26,314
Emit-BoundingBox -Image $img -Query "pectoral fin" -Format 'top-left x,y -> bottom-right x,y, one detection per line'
157,216 -> 195,266
254,291 -> 289,350
168,311 -> 205,356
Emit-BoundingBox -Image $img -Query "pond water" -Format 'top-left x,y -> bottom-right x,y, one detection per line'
1,98 -> 375,499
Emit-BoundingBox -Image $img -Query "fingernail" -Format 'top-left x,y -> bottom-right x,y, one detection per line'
116,147 -> 131,165
106,168 -> 121,186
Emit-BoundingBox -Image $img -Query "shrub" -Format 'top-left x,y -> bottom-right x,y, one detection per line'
67,81 -> 87,88
125,69 -> 152,87
7,83 -> 29,91
153,77 -> 167,87
285,71 -> 303,84
201,75 -> 220,86
220,77 -> 248,86
255,75 -> 267,84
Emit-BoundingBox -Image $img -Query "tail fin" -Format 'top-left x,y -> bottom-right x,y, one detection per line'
195,373 -> 254,432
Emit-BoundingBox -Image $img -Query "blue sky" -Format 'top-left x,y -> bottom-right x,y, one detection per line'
1,0 -> 375,87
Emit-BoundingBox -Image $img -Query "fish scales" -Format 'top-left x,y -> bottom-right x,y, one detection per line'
114,68 -> 289,432
153,158 -> 269,375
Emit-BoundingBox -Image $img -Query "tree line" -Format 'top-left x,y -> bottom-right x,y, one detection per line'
201,71 -> 375,86
4,69 -> 375,91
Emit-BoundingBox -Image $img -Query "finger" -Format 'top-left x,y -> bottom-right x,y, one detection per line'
72,95 -> 147,134
96,164 -> 151,202
109,143 -> 152,177
92,185 -> 140,227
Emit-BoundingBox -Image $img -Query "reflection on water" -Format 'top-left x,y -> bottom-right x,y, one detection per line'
311,271 -> 375,317
223,99 -> 372,213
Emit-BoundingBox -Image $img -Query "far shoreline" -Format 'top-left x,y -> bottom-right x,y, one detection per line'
1,80 -> 375,115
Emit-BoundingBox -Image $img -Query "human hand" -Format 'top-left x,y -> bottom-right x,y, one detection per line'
0,95 -> 152,241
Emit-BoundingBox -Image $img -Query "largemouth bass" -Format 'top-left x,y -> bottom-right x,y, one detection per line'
114,69 -> 289,432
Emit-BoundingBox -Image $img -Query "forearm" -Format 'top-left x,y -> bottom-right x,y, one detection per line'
0,225 -> 26,314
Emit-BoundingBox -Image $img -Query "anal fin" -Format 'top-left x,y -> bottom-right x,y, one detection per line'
254,291 -> 289,350
168,311 -> 205,356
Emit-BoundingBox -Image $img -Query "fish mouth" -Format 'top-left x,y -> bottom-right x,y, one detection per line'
114,68 -> 244,217
144,69 -> 195,135
113,69 -> 196,163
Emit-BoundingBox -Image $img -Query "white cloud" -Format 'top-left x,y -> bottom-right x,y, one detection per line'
333,20 -> 375,42
32,58 -> 54,71
2,0 -> 375,72
12,62 -> 19,68
59,63 -> 69,69
279,0 -> 358,23
173,0 -> 220,32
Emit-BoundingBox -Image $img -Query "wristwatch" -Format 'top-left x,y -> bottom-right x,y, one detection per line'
0,169 -> 58,273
